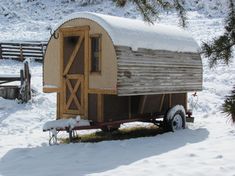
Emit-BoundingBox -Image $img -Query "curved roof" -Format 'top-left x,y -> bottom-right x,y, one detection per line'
54,12 -> 200,53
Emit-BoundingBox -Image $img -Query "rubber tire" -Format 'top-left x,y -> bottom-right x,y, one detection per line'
164,109 -> 186,132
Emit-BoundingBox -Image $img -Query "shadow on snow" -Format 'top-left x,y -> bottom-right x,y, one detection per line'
0,127 -> 209,176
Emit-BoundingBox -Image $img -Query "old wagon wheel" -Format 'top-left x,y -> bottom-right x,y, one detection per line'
164,105 -> 186,132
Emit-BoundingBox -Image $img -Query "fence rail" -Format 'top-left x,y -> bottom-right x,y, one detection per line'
0,41 -> 47,61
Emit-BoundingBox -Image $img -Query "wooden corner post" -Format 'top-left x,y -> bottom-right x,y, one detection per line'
84,28 -> 89,119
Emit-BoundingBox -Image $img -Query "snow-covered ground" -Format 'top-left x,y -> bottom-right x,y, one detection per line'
0,0 -> 235,176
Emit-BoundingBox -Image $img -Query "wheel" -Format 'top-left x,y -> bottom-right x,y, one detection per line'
164,105 -> 186,132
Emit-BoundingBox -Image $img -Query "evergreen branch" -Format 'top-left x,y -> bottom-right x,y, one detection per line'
222,86 -> 235,123
173,0 -> 187,27
114,0 -> 187,26
132,0 -> 157,23
201,0 -> 235,68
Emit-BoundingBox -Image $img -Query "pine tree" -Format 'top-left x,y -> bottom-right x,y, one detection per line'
201,0 -> 235,122
223,86 -> 235,122
201,0 -> 235,68
114,0 -> 187,26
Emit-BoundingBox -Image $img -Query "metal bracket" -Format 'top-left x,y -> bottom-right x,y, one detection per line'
49,129 -> 59,145
50,28 -> 59,39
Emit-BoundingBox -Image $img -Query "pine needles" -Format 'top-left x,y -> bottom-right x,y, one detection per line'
114,0 -> 187,27
202,0 -> 235,68
222,86 -> 235,123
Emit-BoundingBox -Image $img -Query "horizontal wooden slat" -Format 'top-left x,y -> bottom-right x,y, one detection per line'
2,53 -> 43,57
1,47 -> 45,51
1,42 -> 46,47
0,41 -> 47,61
116,55 -> 200,63
115,45 -> 203,96
2,51 -> 43,55
117,62 -> 203,67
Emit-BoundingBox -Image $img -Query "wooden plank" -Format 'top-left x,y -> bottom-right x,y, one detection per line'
2,53 -> 43,57
185,93 -> 188,111
129,96 -> 131,119
65,80 -> 76,110
117,85 -> 202,93
117,88 -> 202,94
84,29 -> 89,119
117,85 -> 202,92
60,31 -> 65,118
118,67 -> 202,73
117,90 -> 192,96
117,62 -> 202,68
97,94 -> 104,122
2,46 -> 44,51
116,52 -> 200,61
88,88 -> 117,95
1,53 -> 43,59
43,87 -> 60,93
0,44 -> 2,60
60,26 -> 90,34
117,81 -> 202,87
0,77 -> 21,82
57,93 -> 61,119
19,44 -> 23,61
139,95 -> 147,114
159,94 -> 165,112
1,42 -> 46,47
169,94 -> 172,107
117,74 -> 202,80
66,74 -> 84,79
117,55 -> 201,64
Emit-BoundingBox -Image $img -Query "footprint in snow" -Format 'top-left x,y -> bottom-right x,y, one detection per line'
228,130 -> 235,136
215,155 -> 223,159
188,153 -> 197,157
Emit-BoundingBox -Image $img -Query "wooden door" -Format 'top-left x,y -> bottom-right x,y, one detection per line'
61,30 -> 86,116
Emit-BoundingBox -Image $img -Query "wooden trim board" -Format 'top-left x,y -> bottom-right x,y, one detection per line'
43,87 -> 60,93
88,88 -> 117,95
97,94 -> 104,122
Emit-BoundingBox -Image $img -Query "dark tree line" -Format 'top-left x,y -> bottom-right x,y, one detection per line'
114,0 -> 235,122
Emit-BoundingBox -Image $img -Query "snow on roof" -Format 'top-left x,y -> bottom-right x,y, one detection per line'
54,12 -> 200,53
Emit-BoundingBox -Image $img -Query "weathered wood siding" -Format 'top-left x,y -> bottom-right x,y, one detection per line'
115,46 -> 202,96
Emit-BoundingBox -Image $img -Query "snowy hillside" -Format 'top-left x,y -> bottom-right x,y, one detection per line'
0,0 -> 235,176
0,0 -> 231,41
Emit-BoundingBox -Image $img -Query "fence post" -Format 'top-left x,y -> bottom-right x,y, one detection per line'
41,43 -> 44,61
0,44 -> 2,59
19,44 -> 24,61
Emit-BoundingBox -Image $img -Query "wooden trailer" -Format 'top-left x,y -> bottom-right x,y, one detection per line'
43,12 -> 202,136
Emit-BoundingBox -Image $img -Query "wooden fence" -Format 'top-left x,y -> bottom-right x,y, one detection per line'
0,41 -> 47,61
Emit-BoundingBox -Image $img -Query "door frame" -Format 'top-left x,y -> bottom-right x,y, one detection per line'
59,26 -> 89,119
